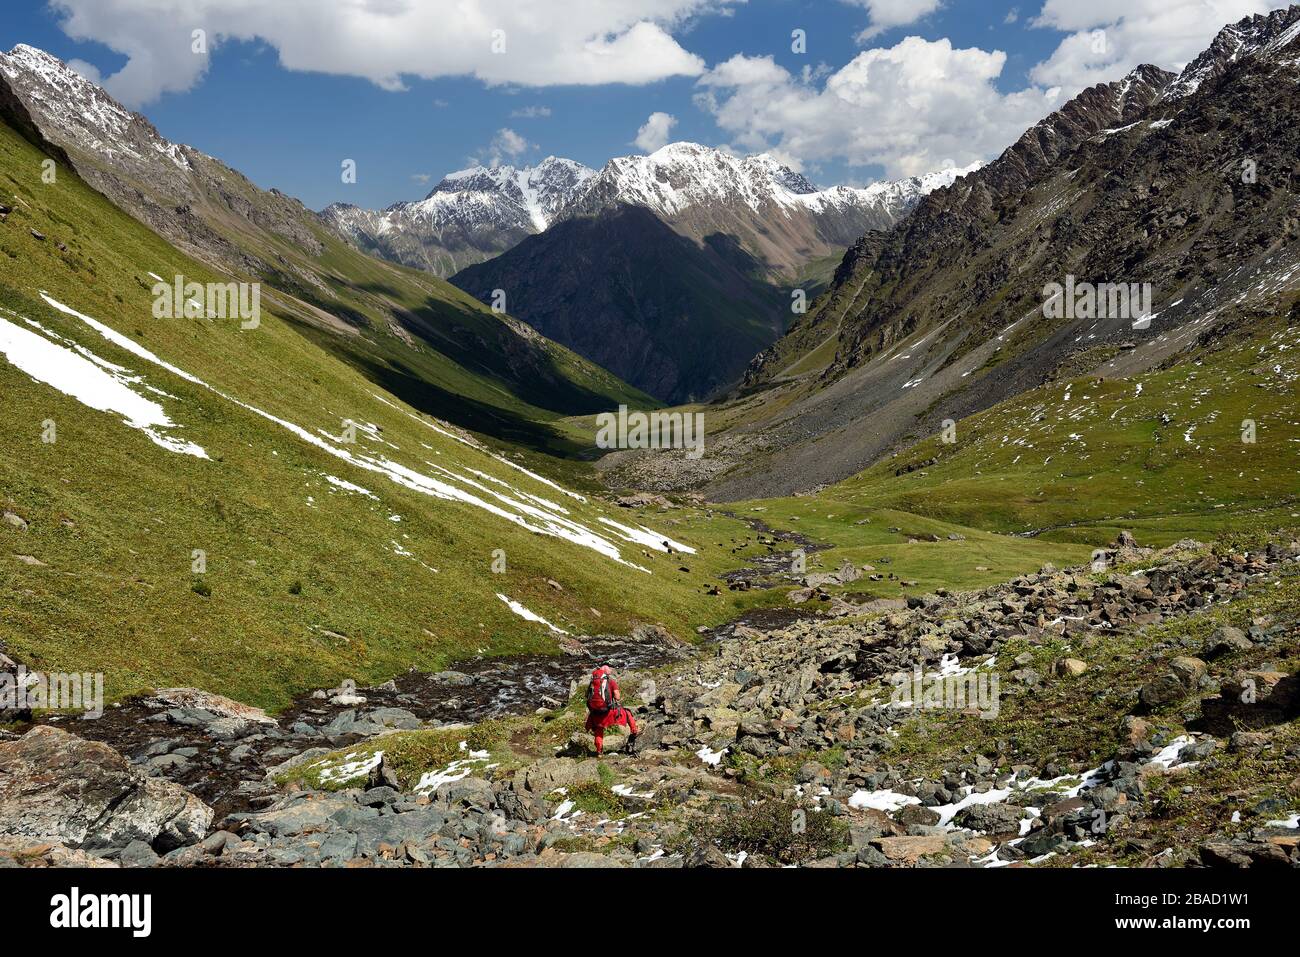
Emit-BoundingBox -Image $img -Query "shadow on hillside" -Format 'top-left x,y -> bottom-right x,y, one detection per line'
1190,673 -> 1300,737
350,279 -> 649,417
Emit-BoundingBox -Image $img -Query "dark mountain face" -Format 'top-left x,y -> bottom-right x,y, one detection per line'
320,157 -> 596,278
452,204 -> 787,404
615,6 -> 1300,500
745,61 -> 1180,391
804,7 -> 1300,391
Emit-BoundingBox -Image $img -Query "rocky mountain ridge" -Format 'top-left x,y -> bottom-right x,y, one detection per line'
0,43 -> 323,276
640,5 -> 1300,500
323,140 -> 977,279
322,156 -> 596,276
0,43 -> 652,450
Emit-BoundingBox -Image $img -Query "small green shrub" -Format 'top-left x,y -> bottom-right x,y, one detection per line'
689,798 -> 848,865
564,782 -> 626,817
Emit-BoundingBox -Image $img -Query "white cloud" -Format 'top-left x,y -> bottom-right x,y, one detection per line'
495,128 -> 530,158
634,111 -> 678,152
48,0 -> 726,107
471,127 -> 533,167
696,37 -> 1057,178
848,0 -> 944,40
64,57 -> 102,84
1029,0 -> 1275,97
510,105 -> 552,118
698,2 -> 1267,178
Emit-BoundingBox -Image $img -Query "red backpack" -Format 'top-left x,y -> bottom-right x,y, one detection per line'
587,668 -> 614,712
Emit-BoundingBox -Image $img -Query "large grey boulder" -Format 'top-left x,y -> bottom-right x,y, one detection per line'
0,726 -> 212,851
352,806 -> 448,854
144,688 -> 275,724
231,793 -> 357,837
514,757 -> 601,794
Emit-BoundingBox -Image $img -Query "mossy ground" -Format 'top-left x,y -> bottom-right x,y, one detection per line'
278,719 -> 512,791
680,797 -> 850,865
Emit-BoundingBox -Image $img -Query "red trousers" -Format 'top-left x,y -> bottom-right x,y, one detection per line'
585,707 -> 638,754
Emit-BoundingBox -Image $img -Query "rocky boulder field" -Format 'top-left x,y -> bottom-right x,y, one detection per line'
2,534 -> 1298,869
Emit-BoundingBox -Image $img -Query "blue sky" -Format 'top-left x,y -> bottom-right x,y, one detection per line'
0,1 -> 1279,211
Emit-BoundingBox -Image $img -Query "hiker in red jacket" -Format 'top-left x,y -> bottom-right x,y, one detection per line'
585,664 -> 639,756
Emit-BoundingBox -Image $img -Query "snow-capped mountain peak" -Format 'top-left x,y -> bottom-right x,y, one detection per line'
0,44 -> 190,171
1161,5 -> 1300,100
320,139 -> 979,278
745,154 -> 820,195
422,156 -> 595,232
564,142 -> 813,218
554,141 -> 979,224
844,162 -> 983,208
320,156 -> 597,276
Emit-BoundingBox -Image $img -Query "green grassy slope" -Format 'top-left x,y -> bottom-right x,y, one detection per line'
828,311 -> 1300,546
13,83 -> 655,456
725,500 -> 1091,599
200,182 -> 657,455
0,118 -> 753,707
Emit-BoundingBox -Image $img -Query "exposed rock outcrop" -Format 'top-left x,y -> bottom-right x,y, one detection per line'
0,726 -> 212,852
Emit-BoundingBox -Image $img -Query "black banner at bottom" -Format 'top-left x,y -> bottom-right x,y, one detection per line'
0,865 -> 1285,944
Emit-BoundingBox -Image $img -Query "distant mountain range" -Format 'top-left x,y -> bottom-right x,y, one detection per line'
555,144 -> 977,279
332,143 -> 971,403
322,157 -> 595,277
323,145 -> 977,280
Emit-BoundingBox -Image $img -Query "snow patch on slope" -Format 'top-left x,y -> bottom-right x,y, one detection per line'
0,306 -> 207,458
33,292 -> 684,574
598,517 -> 696,554
497,594 -> 569,635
